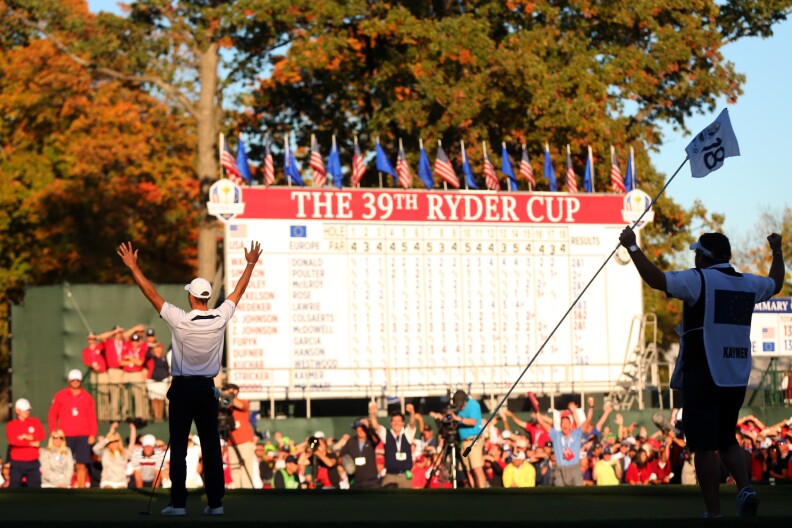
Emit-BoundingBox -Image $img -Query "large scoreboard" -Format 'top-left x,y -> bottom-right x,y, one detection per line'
224,188 -> 645,399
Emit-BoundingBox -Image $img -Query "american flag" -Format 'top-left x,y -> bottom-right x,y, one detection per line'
762,327 -> 775,339
611,146 -> 626,193
520,145 -> 535,187
310,135 -> 327,188
396,144 -> 413,189
483,149 -> 500,191
221,142 -> 244,185
435,143 -> 460,188
566,146 -> 578,193
229,224 -> 248,238
351,142 -> 366,187
263,141 -> 275,186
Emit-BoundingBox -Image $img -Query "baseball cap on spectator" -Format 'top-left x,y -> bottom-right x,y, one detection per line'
285,455 -> 298,464
146,328 -> 156,336
560,410 -> 574,421
544,440 -> 553,448
130,333 -> 141,342
423,424 -> 433,432
112,325 -> 123,332
513,451 -> 527,461
759,437 -> 773,449
67,369 -> 83,382
622,436 -> 637,446
313,431 -> 325,439
515,437 -> 529,449
351,419 -> 366,429
141,435 -> 156,447
15,398 -> 31,411
501,430 -> 512,440
602,445 -> 613,455
689,232 -> 731,261
185,277 -> 212,299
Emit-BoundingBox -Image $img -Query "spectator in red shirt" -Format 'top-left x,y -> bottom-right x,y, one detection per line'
625,448 -> 652,485
6,398 -> 46,487
48,369 -> 98,488
123,333 -> 149,420
103,324 -> 143,420
502,409 -> 551,449
81,331 -> 112,421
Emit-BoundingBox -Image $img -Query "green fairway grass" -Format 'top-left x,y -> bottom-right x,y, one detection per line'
0,485 -> 790,527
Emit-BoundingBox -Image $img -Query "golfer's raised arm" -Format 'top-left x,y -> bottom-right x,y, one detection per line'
117,242 -> 165,312
227,241 -> 262,305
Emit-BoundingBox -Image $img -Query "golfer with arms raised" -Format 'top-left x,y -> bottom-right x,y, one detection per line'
118,240 -> 261,516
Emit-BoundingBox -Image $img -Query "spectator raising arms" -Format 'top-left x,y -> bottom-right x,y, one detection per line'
93,421 -> 136,489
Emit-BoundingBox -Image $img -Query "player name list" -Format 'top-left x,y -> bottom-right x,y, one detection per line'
225,217 -> 642,398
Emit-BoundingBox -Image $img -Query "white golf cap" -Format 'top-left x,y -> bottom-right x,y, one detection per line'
313,431 -> 325,439
184,277 -> 212,299
15,398 -> 31,411
141,434 -> 156,447
67,369 -> 83,381
513,451 -> 527,460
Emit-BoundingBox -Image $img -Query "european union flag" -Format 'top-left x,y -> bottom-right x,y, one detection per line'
375,142 -> 397,186
236,139 -> 253,184
290,226 -> 307,238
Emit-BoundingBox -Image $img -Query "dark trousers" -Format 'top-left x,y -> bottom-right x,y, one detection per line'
10,460 -> 41,488
167,377 -> 224,508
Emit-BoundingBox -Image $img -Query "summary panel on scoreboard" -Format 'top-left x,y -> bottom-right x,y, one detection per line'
750,297 -> 792,357
225,188 -> 644,399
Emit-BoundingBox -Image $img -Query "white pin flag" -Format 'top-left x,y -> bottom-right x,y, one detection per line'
685,108 -> 740,178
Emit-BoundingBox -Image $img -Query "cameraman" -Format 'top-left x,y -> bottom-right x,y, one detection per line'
223,384 -> 257,489
300,434 -> 338,489
435,390 -> 486,488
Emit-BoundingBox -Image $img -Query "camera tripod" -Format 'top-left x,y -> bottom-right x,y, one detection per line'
218,415 -> 254,488
424,436 -> 460,489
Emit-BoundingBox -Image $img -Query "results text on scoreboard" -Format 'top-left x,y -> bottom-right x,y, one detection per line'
225,218 -> 628,397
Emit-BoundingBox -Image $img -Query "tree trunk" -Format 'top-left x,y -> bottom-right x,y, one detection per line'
196,43 -> 220,280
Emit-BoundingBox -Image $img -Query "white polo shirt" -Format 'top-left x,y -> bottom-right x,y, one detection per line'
160,299 -> 236,377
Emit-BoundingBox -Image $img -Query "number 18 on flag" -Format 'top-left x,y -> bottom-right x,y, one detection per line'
685,108 -> 740,178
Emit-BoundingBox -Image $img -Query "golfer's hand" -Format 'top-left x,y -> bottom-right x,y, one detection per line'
244,241 -> 262,265
619,227 -> 636,248
117,242 -> 138,269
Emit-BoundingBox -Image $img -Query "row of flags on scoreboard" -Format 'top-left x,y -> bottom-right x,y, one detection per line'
219,133 -> 640,193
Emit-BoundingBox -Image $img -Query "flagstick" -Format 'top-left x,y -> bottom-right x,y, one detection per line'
462,156 -> 690,458
461,140 -> 469,190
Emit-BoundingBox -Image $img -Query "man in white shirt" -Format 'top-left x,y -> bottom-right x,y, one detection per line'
619,228 -> 783,518
117,240 -> 261,516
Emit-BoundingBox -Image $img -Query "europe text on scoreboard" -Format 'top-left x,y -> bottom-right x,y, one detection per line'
750,297 -> 792,357
225,188 -> 645,399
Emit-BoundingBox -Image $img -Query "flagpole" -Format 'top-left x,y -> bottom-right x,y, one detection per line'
218,132 -> 224,179
630,146 -> 636,189
566,144 -> 572,193
462,155 -> 690,458
438,140 -> 447,191
285,134 -> 292,188
399,137 -> 405,189
522,144 -> 532,192
377,136 -> 383,189
461,140 -> 469,190
589,146 -> 595,193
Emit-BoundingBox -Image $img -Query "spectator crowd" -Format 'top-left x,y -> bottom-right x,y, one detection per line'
4,383 -> 792,491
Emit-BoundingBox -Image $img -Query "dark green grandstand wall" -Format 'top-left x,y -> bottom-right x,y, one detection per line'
9,284 -> 188,424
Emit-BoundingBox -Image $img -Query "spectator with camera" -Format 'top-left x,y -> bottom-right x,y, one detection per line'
372,402 -> 417,488
299,433 -> 339,489
220,384 -> 256,489
339,418 -> 381,489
